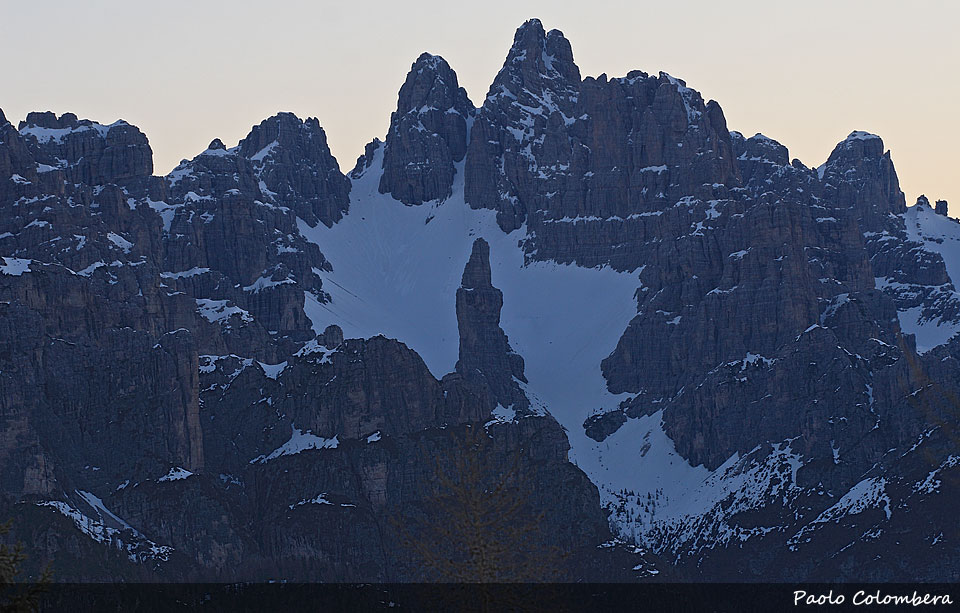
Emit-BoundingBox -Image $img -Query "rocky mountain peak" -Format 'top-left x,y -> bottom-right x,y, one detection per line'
237,112 -> 322,159
396,53 -> 472,116
21,110 -> 79,130
378,52 -> 474,204
152,109 -> 353,336
936,199 -> 948,215
461,237 -> 492,289
0,107 -> 6,126
464,19 -> 584,231
742,132 -> 789,165
827,130 -> 885,162
504,19 -> 580,85
731,131 -> 792,187
466,18 -> 739,251
513,18 -> 546,45
350,138 -> 381,179
491,19 -> 580,105
226,111 -> 350,227
16,111 -> 152,184
821,129 -> 905,226
455,238 -> 528,412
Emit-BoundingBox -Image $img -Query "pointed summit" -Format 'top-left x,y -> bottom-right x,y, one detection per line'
461,238 -> 492,289
465,19 -> 583,231
238,112 -> 322,159
455,239 -> 528,412
515,17 -> 545,38
501,18 -> 580,86
378,53 -> 474,205
489,18 -> 580,105
169,112 -> 350,227
396,53 -> 472,116
821,130 -> 905,226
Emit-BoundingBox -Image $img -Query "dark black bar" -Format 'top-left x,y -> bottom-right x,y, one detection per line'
11,583 -> 957,612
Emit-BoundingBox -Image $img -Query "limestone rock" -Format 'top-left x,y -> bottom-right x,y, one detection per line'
455,239 -> 528,412
379,54 -> 474,204
18,111 -> 153,186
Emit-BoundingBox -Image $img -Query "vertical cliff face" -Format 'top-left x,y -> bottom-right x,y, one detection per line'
465,19 -> 582,233
235,112 -> 352,228
18,111 -> 154,186
3,18 -> 960,584
464,19 -> 739,271
158,112 -> 352,340
455,238 -> 528,413
0,98 -> 613,581
379,53 -> 474,205
0,113 -> 204,505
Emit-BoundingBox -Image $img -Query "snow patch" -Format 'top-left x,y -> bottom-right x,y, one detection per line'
485,404 -> 517,427
161,267 -> 210,279
0,257 -> 31,276
107,232 -> 133,253
37,489 -> 173,563
195,299 -> 253,324
258,361 -> 287,380
916,455 -> 960,494
250,140 -> 278,162
243,275 -> 295,293
251,425 -> 339,464
77,261 -> 106,277
19,121 -> 125,144
158,467 -> 194,482
294,338 -> 336,361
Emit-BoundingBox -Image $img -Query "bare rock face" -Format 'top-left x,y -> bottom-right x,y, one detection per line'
821,131 -> 906,231
0,112 -> 206,504
236,112 -> 351,227
465,19 -> 582,232
159,112 -> 350,340
379,54 -> 474,204
0,102 -> 611,581
18,111 -> 153,186
455,238 -> 528,412
4,18 -> 960,586
322,323 -> 343,347
595,127 -> 933,490
464,19 -> 739,272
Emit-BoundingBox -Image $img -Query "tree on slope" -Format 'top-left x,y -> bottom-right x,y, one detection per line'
0,520 -> 50,612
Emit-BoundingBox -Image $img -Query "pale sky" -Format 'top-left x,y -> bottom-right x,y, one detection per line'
3,0 -> 957,210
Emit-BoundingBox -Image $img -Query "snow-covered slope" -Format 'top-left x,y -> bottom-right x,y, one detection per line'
297,143 -> 818,560
298,146 -> 699,531
886,203 -> 960,352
